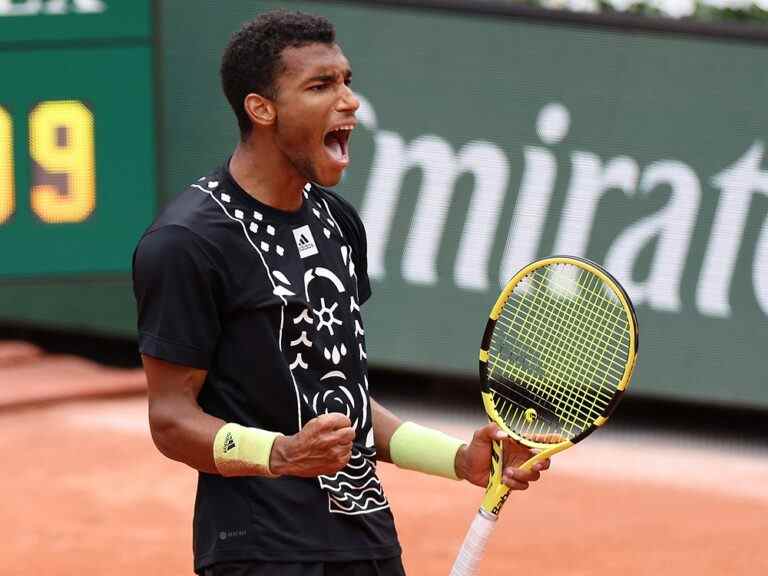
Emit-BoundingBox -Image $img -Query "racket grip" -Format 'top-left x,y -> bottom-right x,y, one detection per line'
449,509 -> 497,576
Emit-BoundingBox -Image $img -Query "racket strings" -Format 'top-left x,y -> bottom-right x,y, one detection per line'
506,267 -> 628,431
495,267 -> 628,435
494,276 -> 629,382
487,264 -> 630,442
530,269 -> 627,408
492,270 -> 616,424
553,271 -> 628,431
487,376 -> 566,433
494,289 -> 604,437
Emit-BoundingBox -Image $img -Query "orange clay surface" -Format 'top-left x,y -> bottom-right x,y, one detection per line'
1,341 -> 766,575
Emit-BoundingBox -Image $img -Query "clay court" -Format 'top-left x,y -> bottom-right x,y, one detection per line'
3,1 -> 767,574
2,342 -> 766,575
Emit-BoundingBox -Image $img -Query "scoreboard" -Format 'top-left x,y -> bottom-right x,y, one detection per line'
0,1 -> 154,331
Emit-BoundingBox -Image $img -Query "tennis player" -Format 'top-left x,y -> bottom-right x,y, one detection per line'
132,10 -> 549,576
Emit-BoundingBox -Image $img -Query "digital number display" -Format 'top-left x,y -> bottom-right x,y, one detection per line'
30,100 -> 96,224
1,100 -> 95,226
0,0 -> 153,334
0,45 -> 155,277
0,105 -> 12,223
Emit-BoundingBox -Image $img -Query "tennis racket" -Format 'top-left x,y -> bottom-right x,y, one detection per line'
449,255 -> 638,576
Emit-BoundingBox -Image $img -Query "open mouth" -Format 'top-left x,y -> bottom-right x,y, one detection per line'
323,125 -> 353,165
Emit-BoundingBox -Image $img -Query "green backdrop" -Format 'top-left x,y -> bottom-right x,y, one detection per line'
2,0 -> 768,407
0,0 -> 155,330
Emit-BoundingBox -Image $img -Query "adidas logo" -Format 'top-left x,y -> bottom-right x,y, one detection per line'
223,432 -> 236,453
293,225 -> 318,258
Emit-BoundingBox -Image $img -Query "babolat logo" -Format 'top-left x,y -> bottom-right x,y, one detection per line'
223,432 -> 236,453
492,491 -> 511,515
293,225 -> 319,258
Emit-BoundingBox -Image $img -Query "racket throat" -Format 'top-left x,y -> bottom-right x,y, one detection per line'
479,438 -> 511,516
480,483 -> 510,517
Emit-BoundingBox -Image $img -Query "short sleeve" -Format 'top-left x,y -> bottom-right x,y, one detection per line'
132,225 -> 224,369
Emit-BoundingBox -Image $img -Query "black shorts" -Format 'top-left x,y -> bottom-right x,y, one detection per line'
202,557 -> 406,576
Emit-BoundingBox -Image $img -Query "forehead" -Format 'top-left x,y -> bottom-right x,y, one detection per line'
278,43 -> 350,82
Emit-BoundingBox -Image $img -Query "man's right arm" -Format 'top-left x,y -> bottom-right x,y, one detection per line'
143,354 -> 355,477
143,353 -> 223,473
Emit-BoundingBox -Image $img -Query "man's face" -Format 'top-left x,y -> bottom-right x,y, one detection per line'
271,43 -> 359,187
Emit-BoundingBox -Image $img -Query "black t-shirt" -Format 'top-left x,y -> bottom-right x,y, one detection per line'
132,164 -> 400,572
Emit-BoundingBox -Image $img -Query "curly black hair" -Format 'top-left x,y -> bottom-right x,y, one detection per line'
220,10 -> 336,139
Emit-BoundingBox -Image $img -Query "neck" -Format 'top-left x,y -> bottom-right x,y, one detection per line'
229,137 -> 305,212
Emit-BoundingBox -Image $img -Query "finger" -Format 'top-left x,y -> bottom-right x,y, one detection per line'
331,446 -> 352,467
528,433 -> 566,444
332,440 -> 354,454
323,457 -> 349,475
313,412 -> 352,431
502,472 -> 530,491
532,458 -> 551,472
330,443 -> 352,458
501,439 -> 536,466
317,429 -> 355,454
502,436 -> 534,452
504,467 -> 541,483
473,422 -> 506,443
328,426 -> 356,444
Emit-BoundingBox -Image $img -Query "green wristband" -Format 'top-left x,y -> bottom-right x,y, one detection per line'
213,423 -> 281,478
389,421 -> 464,480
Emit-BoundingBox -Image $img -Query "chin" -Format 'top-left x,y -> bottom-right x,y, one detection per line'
317,174 -> 343,187
299,151 -> 348,187
312,166 -> 345,188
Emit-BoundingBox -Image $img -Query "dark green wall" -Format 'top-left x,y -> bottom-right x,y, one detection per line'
157,2 -> 768,407
3,1 -> 768,408
0,0 -> 155,334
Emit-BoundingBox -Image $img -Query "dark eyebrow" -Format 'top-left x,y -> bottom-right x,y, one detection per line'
305,69 -> 352,85
306,74 -> 336,84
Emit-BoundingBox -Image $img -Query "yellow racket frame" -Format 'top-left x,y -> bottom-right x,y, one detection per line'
479,256 -> 638,515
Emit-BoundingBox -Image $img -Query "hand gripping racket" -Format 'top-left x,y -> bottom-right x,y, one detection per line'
449,256 -> 638,576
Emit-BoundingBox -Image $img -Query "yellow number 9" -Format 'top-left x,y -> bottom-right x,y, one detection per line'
0,106 -> 12,224
29,101 -> 95,223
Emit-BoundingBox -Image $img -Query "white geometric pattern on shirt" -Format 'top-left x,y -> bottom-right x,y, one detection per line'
196,175 -> 384,515
283,194 -> 384,515
319,446 -> 388,514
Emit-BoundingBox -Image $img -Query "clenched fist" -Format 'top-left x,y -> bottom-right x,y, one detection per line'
269,413 -> 355,477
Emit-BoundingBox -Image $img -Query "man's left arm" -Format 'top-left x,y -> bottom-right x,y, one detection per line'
371,398 -> 549,490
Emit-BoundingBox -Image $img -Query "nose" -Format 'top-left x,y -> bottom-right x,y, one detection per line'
338,85 -> 360,112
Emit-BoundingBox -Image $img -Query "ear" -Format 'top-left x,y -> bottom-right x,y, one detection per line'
244,93 -> 276,127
